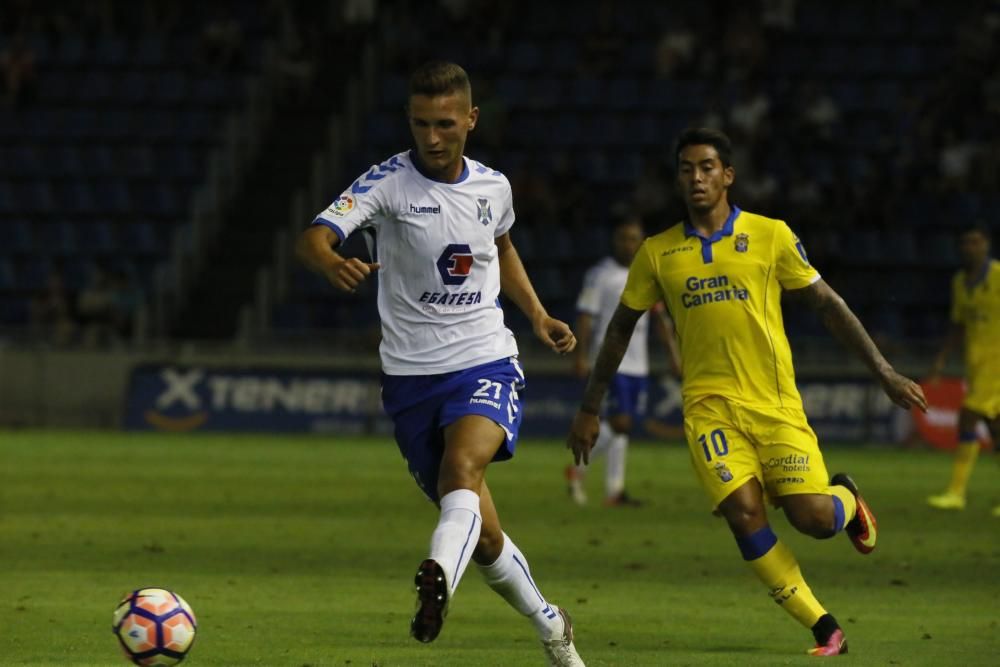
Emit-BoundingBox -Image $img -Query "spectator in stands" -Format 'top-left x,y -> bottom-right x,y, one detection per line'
939,130 -> 980,192
728,82 -> 771,144
77,265 -> 117,347
654,18 -> 698,79
796,82 -> 840,145
722,9 -> 767,79
578,0 -> 624,78
548,152 -> 589,229
470,77 -> 507,151
0,33 -> 37,109
110,269 -> 143,341
760,0 -> 797,33
632,155 -> 671,222
30,269 -> 76,346
199,6 -> 245,72
510,161 -> 557,229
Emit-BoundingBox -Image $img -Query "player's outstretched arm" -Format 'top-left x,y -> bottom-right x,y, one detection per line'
567,303 -> 644,464
789,279 -> 928,412
495,232 -> 576,354
295,225 -> 380,293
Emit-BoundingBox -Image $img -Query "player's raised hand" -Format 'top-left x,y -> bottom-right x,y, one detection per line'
879,369 -> 928,412
534,316 -> 577,354
567,410 -> 600,465
326,257 -> 381,293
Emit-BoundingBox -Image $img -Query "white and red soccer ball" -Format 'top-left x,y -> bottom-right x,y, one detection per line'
112,588 -> 197,666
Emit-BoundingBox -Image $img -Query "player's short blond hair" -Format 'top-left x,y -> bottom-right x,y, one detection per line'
408,61 -> 472,100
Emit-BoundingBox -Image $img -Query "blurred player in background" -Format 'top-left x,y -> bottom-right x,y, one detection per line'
566,216 -> 682,506
567,128 -> 927,656
297,61 -> 585,666
926,223 -> 999,514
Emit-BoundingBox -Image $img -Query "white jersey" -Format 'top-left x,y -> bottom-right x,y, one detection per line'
576,256 -> 650,377
312,150 -> 518,375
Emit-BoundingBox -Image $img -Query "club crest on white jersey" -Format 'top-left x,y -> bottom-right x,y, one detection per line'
312,151 -> 518,375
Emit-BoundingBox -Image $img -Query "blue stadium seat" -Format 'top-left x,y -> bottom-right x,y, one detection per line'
52,35 -> 87,67
607,79 -> 640,111
0,219 -> 34,254
120,71 -> 151,105
42,221 -> 80,255
0,258 -> 14,290
37,70 -> 75,104
569,78 -> 604,110
121,221 -> 159,255
77,220 -> 118,255
549,40 -> 579,74
15,257 -> 51,291
94,37 -> 128,67
78,71 -> 114,104
134,36 -> 166,68
159,145 -> 200,182
508,42 -> 542,73
121,145 -> 155,179
152,70 -> 188,105
496,77 -> 527,108
0,295 -> 29,325
95,179 -> 132,215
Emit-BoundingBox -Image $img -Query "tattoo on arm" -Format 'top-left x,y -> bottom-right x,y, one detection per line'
580,304 -> 643,413
796,280 -> 891,377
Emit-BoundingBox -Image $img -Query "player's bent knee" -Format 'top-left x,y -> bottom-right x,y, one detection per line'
783,497 -> 836,539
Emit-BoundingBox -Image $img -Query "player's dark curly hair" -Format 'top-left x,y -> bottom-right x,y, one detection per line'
959,221 -> 992,240
409,61 -> 471,100
674,127 -> 733,168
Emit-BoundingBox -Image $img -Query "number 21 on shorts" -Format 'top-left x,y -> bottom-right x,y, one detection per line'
698,428 -> 729,461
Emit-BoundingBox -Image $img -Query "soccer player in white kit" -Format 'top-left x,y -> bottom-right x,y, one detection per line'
567,217 -> 682,506
296,62 -> 585,666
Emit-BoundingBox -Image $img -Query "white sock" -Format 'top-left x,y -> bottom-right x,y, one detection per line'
576,421 -> 615,475
429,489 -> 482,594
478,532 -> 563,639
605,433 -> 628,498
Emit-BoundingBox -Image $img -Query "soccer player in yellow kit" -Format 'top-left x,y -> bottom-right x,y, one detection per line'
927,224 -> 1000,514
567,128 -> 928,656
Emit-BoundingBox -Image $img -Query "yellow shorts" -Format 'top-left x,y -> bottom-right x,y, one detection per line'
964,370 -> 1000,421
683,397 -> 831,509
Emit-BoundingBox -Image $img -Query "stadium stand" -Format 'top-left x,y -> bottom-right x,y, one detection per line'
2,1 -> 997,353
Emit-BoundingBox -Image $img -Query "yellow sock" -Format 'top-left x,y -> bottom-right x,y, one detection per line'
947,441 -> 980,496
827,485 -> 857,533
737,526 -> 827,629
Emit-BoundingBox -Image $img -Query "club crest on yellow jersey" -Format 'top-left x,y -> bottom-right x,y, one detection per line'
714,461 -> 734,482
734,232 -> 749,253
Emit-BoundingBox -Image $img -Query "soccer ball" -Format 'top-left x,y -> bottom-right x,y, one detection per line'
112,588 -> 197,666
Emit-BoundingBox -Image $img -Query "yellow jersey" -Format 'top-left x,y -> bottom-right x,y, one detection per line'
950,259 -> 1000,384
621,207 -> 819,411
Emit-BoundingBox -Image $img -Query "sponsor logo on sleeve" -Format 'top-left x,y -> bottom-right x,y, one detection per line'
327,194 -> 354,217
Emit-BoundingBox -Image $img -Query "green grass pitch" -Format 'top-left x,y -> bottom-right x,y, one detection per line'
2,431 -> 998,666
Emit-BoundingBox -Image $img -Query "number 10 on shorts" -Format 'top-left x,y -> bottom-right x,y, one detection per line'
698,429 -> 729,461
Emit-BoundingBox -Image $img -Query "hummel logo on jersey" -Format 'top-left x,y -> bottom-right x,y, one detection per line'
409,203 -> 441,215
